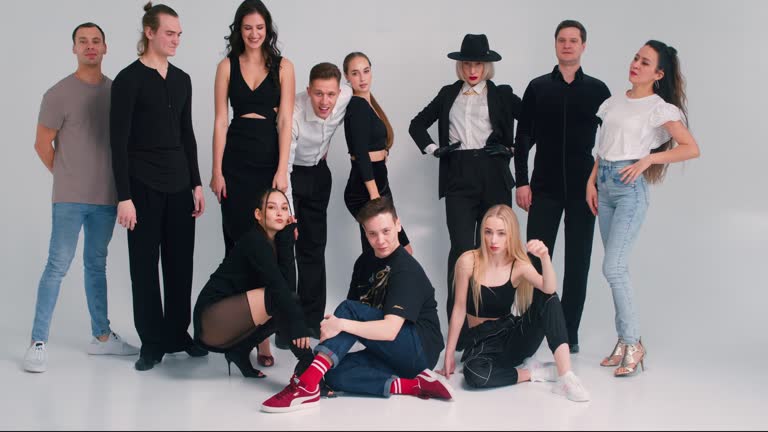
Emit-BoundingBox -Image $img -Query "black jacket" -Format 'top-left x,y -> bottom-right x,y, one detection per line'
514,66 -> 610,200
409,80 -> 521,198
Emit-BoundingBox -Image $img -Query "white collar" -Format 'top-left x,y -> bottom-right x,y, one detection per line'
303,96 -> 326,123
461,80 -> 487,95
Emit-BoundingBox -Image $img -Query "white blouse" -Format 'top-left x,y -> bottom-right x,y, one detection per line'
596,93 -> 682,161
448,80 -> 493,151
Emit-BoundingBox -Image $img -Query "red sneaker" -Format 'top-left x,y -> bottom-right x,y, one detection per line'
261,375 -> 321,413
415,369 -> 455,400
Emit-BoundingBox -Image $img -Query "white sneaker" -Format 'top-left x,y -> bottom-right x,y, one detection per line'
523,357 -> 558,382
24,341 -> 48,373
87,332 -> 139,356
552,371 -> 590,402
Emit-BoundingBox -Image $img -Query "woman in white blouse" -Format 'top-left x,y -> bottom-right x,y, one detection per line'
586,40 -> 700,377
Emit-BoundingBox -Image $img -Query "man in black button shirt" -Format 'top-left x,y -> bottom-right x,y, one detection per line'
261,198 -> 452,413
110,3 -> 205,371
514,20 -> 611,353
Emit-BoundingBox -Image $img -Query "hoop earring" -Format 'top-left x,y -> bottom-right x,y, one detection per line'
654,80 -> 660,89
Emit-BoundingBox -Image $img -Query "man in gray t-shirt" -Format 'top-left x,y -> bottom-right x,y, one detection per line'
24,23 -> 138,374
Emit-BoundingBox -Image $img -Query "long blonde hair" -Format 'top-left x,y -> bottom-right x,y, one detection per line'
461,205 -> 534,316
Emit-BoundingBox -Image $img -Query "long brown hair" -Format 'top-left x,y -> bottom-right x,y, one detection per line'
343,52 -> 394,151
645,40 -> 688,184
253,188 -> 292,243
137,2 -> 178,56
459,205 -> 534,316
225,0 -> 281,85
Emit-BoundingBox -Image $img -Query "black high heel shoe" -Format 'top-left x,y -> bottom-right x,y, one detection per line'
225,350 -> 266,378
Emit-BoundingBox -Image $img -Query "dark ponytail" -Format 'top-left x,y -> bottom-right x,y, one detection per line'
645,40 -> 688,183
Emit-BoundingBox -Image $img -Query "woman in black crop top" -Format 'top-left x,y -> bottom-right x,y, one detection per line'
342,52 -> 412,255
193,189 -> 313,378
437,205 -> 589,402
209,0 -> 296,364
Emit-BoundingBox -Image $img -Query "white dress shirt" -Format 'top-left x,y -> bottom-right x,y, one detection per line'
289,84 -> 353,168
424,80 -> 493,155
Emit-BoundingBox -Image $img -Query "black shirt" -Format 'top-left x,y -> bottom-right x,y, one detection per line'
344,96 -> 387,182
110,60 -> 202,201
347,246 -> 444,368
515,66 -> 610,199
195,225 -> 307,340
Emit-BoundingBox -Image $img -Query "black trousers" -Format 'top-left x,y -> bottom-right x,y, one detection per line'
128,178 -> 196,359
526,193 -> 595,345
444,151 -> 512,322
220,117 -> 279,254
291,160 -> 332,330
462,291 -> 569,388
344,161 -> 410,254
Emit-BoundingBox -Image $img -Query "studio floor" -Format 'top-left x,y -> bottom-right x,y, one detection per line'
2,331 -> 765,430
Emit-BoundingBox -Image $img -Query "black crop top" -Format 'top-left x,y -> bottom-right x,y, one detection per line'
228,54 -> 281,120
466,265 -> 517,319
344,96 -> 388,182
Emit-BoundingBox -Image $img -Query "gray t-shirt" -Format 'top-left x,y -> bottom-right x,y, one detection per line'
38,73 -> 117,205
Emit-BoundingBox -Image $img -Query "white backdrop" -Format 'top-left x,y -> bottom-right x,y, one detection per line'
1,0 -> 766,357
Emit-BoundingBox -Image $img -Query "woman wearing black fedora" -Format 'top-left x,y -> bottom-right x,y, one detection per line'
409,34 -> 521,344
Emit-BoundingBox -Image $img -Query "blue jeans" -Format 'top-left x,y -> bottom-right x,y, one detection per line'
31,203 -> 117,342
597,160 -> 649,345
315,300 -> 429,397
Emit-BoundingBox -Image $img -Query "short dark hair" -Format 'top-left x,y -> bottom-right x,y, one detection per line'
356,197 -> 398,225
72,22 -> 106,44
309,62 -> 341,85
555,19 -> 586,43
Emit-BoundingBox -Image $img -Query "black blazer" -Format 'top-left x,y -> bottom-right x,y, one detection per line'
409,80 -> 521,198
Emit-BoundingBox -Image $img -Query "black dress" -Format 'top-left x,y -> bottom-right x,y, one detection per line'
221,55 -> 282,253
193,225 -> 306,353
343,96 -> 410,253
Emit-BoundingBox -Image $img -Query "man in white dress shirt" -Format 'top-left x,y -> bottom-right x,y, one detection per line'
286,62 -> 352,341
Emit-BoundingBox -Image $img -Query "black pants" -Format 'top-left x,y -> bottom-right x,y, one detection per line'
291,161 -> 332,330
221,117 -> 279,254
526,194 -> 595,345
444,151 -> 512,321
344,160 -> 410,254
128,178 -> 196,359
462,291 -> 569,388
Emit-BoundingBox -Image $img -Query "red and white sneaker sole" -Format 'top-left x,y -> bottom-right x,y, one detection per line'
261,397 -> 320,413
418,369 -> 456,400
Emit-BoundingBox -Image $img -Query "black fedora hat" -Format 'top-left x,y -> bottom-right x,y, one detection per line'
447,34 -> 502,62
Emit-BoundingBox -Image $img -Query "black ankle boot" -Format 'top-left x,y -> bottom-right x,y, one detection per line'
225,349 -> 266,378
135,355 -> 161,371
185,343 -> 209,357
274,332 -> 290,350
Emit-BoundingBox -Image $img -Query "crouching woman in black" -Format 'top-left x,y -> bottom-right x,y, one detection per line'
193,188 -> 312,377
437,204 -> 589,402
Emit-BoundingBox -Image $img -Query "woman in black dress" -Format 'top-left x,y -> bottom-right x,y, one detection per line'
342,52 -> 412,255
193,189 -> 312,378
209,0 -> 295,365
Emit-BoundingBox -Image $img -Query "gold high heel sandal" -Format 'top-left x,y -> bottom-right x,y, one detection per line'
614,340 -> 645,377
600,340 -> 626,367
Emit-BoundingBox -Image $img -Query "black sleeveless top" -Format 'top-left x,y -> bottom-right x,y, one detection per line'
228,54 -> 281,120
466,264 -> 517,318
